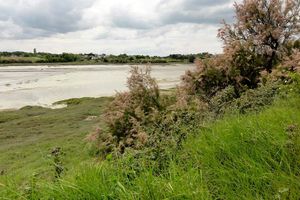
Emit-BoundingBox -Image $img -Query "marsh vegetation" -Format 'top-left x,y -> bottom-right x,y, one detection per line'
1,0 -> 300,199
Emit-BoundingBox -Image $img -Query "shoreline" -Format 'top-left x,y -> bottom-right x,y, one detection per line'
0,61 -> 191,67
0,88 -> 174,112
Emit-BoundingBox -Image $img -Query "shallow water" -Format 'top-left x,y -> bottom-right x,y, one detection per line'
0,64 -> 193,109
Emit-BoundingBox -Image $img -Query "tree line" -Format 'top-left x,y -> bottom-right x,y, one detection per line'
0,51 -> 212,64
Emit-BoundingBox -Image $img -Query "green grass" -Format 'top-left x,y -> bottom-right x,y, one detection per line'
0,56 -> 43,63
1,94 -> 299,199
0,97 -> 112,183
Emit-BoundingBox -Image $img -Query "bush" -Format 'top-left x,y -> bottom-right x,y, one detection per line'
180,56 -> 230,100
96,66 -> 206,171
100,66 -> 161,154
230,82 -> 280,114
209,85 -> 237,114
282,50 -> 300,73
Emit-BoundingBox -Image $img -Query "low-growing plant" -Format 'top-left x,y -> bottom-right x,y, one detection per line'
50,147 -> 65,180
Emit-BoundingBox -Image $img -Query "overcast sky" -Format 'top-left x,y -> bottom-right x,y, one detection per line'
0,0 -> 236,55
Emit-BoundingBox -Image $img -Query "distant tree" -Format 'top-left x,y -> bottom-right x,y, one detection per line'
61,53 -> 79,62
218,0 -> 300,72
188,55 -> 196,63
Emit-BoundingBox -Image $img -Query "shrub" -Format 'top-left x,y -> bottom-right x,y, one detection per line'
179,0 -> 300,103
229,46 -> 264,91
230,82 -> 280,114
282,49 -> 300,73
101,66 -> 161,154
209,85 -> 237,114
218,0 -> 300,73
96,66 -> 206,172
180,56 -> 230,100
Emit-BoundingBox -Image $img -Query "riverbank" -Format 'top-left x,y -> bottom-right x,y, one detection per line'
1,91 -> 299,199
0,88 -> 174,181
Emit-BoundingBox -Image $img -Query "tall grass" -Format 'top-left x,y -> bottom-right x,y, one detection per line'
2,94 -> 299,199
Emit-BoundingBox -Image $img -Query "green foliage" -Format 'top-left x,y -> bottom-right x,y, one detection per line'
209,85 -> 237,114
43,53 -> 80,63
283,72 -> 300,95
2,94 -> 300,199
181,96 -> 300,199
229,47 -> 263,90
181,56 -> 230,99
230,81 -> 280,114
1,1 -> 300,197
50,147 -> 65,180
0,113 -> 21,123
0,97 -> 111,182
0,51 -> 212,65
55,97 -> 95,106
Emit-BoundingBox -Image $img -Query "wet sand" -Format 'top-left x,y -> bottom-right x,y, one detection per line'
0,64 -> 192,109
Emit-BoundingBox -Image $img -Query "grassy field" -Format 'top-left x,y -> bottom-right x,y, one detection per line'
0,97 -> 112,183
0,56 -> 43,64
1,93 -> 299,199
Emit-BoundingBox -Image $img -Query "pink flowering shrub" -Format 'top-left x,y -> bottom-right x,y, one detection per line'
181,0 -> 300,102
103,66 -> 161,153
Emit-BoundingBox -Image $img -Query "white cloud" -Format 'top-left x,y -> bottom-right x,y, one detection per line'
0,0 -> 235,55
0,19 -> 23,39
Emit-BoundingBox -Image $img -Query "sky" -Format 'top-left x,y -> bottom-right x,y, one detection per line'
0,0 -> 236,55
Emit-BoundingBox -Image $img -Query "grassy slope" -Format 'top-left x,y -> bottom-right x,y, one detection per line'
0,97 -> 112,183
1,95 -> 299,199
